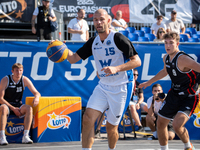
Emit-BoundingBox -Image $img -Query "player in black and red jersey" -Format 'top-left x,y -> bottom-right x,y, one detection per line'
139,32 -> 200,150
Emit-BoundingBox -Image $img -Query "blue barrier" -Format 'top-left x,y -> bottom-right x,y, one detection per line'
5,115 -> 24,143
1,41 -> 200,139
0,41 -> 200,106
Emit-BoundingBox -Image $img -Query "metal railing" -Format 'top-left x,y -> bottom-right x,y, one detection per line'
64,21 -> 200,41
0,20 -> 199,41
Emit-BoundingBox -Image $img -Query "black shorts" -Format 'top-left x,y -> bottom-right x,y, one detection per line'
0,104 -> 23,116
154,114 -> 174,132
158,90 -> 199,120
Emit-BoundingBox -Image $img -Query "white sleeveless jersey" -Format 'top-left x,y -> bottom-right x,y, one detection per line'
92,31 -> 133,86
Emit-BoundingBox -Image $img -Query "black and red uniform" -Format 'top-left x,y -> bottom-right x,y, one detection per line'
158,51 -> 200,119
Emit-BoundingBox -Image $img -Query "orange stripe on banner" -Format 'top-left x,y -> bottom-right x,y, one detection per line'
37,102 -> 81,137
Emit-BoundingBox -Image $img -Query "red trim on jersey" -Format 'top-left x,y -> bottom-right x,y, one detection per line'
191,86 -> 196,94
186,73 -> 192,87
187,89 -> 191,94
191,70 -> 196,85
191,70 -> 197,79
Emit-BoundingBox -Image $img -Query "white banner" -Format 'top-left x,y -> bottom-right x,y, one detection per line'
129,0 -> 192,23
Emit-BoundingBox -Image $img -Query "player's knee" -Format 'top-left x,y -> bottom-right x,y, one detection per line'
0,105 -> 8,115
130,104 -> 136,111
106,122 -> 118,134
82,113 -> 92,127
24,105 -> 33,114
172,120 -> 181,132
157,118 -> 165,129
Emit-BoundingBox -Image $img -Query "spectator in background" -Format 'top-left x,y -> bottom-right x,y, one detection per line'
165,10 -> 190,38
108,15 -> 115,31
112,10 -> 128,31
146,84 -> 175,140
0,63 -> 41,145
67,9 -> 89,41
151,15 -> 166,36
129,69 -> 148,132
153,27 -> 166,42
31,0 -> 57,41
190,24 -> 196,28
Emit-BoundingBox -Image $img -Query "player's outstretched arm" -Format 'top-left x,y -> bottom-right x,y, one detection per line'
66,50 -> 82,64
179,55 -> 200,73
139,55 -> 168,89
138,81 -> 151,89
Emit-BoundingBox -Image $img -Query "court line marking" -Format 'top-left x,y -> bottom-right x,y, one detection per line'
4,143 -> 200,150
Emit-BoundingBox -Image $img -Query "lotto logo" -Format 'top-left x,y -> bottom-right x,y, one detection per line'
47,112 -> 71,129
193,105 -> 200,128
5,121 -> 24,136
120,114 -> 131,127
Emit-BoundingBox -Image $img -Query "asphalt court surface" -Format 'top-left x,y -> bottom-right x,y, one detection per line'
1,133 -> 200,150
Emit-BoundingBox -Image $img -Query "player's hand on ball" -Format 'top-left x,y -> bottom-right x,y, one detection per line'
46,40 -> 69,63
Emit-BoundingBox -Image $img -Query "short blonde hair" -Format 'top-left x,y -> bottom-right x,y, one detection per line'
12,63 -> 23,70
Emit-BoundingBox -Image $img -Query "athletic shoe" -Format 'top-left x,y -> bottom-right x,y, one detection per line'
0,136 -> 8,145
22,136 -> 33,144
137,126 -> 145,132
184,143 -> 195,150
94,130 -> 101,138
147,136 -> 158,140
95,129 -> 100,135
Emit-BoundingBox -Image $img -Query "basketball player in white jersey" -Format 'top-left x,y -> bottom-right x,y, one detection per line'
53,9 -> 141,150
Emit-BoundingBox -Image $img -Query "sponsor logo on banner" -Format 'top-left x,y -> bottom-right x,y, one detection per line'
129,0 -> 192,23
47,112 -> 71,129
57,0 -> 111,18
120,114 -> 131,127
0,0 -> 27,19
101,115 -> 107,127
193,104 -> 200,128
52,0 -> 129,21
5,121 -> 24,136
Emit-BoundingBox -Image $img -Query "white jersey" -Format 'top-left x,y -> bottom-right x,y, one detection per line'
76,30 -> 137,86
92,31 -> 132,86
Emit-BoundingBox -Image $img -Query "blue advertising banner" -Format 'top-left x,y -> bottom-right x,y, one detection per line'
0,41 -> 97,107
1,41 -> 200,107
1,41 -> 200,140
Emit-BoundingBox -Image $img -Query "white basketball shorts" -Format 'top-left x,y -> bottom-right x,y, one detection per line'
87,82 -> 133,126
